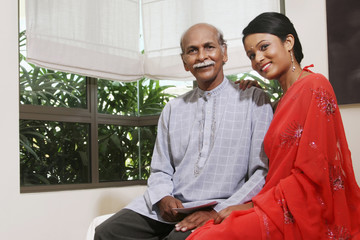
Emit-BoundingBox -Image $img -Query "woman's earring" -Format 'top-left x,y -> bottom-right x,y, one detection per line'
290,52 -> 295,72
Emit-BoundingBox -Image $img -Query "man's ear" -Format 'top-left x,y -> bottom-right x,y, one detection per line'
222,45 -> 228,63
285,34 -> 295,52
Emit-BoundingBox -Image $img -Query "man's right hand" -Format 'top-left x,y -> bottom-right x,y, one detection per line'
157,196 -> 184,222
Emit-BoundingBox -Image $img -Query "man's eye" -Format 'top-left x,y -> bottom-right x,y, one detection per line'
187,49 -> 197,54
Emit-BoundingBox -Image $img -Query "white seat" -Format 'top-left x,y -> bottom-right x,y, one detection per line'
86,213 -> 114,240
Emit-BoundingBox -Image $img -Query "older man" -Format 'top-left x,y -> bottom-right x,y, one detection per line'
94,23 -> 273,240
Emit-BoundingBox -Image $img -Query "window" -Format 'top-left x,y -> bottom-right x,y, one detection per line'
19,1 -> 193,192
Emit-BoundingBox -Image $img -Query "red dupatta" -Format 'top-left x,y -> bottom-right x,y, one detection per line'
253,70 -> 360,239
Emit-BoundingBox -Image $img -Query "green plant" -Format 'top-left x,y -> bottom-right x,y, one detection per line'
97,79 -> 175,182
227,72 -> 283,102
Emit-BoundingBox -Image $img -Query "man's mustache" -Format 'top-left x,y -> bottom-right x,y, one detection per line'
193,60 -> 215,69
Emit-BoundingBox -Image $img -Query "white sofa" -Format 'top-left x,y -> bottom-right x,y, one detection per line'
86,213 -> 114,240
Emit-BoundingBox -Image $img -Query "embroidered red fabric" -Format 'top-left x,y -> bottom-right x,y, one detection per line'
187,70 -> 360,239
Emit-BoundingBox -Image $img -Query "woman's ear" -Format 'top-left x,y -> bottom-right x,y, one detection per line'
285,34 -> 295,52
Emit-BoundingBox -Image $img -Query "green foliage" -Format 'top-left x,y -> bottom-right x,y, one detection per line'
97,79 -> 174,182
20,120 -> 90,185
97,78 -> 174,116
227,72 -> 283,102
98,125 -> 156,181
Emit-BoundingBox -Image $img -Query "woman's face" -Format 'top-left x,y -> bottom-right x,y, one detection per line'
243,33 -> 292,80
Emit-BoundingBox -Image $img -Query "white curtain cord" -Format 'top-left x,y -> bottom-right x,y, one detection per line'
26,0 -> 280,82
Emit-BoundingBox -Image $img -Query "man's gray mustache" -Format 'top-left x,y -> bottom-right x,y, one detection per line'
193,60 -> 215,69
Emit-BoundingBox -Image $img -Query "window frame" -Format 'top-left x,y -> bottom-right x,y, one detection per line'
20,77 -> 162,193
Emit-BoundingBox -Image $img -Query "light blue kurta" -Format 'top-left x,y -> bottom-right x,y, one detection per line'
126,78 -> 273,223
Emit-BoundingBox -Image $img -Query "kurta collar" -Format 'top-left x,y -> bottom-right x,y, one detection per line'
197,77 -> 228,100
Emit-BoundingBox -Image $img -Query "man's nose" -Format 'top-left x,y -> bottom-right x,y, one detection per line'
197,48 -> 207,61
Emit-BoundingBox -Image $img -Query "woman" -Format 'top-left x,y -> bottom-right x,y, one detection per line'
186,12 -> 360,239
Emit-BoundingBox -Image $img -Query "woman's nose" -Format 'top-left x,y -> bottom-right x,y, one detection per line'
255,52 -> 264,63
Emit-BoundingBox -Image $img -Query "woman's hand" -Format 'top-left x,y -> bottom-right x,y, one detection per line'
214,202 -> 254,224
175,209 -> 218,232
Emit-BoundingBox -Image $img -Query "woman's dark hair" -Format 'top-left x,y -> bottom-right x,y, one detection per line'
242,12 -> 304,64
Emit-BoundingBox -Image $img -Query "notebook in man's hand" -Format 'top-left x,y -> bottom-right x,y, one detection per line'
172,201 -> 218,214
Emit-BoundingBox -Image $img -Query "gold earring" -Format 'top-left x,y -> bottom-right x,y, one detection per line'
290,52 -> 295,72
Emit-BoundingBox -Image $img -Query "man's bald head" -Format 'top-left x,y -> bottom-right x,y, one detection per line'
180,23 -> 227,55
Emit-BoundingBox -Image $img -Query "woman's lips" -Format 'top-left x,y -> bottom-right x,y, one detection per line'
261,62 -> 271,72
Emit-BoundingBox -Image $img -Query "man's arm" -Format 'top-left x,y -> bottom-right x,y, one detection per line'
143,103 -> 184,221
214,88 -> 273,211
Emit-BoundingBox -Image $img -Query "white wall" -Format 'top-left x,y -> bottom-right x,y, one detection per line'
285,0 -> 360,184
1,2 -> 146,239
0,0 -> 359,239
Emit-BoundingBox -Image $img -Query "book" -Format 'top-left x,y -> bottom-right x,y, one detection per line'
172,201 -> 218,214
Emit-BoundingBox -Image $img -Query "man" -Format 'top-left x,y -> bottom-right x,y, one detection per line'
94,23 -> 273,240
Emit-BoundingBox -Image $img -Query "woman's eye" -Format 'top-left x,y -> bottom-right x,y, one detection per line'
248,54 -> 255,60
260,44 -> 269,51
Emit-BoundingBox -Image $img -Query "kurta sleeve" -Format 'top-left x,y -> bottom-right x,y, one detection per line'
215,88 -> 273,211
143,103 -> 175,211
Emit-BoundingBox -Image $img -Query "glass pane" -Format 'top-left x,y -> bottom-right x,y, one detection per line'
97,79 -> 138,116
97,78 -> 192,116
20,120 -> 90,186
138,79 -> 191,116
226,72 -> 282,102
19,14 -> 87,108
137,125 -> 157,180
160,80 -> 193,98
98,125 -> 156,182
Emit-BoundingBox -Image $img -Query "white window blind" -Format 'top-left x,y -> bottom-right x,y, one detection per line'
26,0 -> 280,82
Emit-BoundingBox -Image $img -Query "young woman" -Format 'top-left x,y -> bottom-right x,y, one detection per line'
186,12 -> 360,240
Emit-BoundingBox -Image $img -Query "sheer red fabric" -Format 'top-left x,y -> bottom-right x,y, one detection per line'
187,71 -> 360,239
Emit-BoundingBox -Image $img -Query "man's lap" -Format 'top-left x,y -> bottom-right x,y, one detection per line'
94,209 -> 191,240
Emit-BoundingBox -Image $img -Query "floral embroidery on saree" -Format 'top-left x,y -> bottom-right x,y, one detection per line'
280,121 -> 303,147
329,164 -> 345,191
329,141 -> 346,191
327,225 -> 351,240
312,87 -> 337,117
278,198 -> 294,224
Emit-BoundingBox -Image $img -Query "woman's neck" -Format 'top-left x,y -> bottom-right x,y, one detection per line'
278,64 -> 304,93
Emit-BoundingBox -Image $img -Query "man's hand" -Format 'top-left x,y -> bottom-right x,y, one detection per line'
235,79 -> 261,90
174,209 -> 218,232
157,196 -> 184,222
214,202 -> 254,224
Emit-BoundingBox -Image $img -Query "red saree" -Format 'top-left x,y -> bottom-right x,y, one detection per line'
187,72 -> 360,239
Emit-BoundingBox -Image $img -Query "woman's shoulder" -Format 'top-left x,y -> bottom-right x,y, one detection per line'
301,73 -> 333,90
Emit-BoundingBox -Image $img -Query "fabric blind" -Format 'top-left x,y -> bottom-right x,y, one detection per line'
142,0 -> 280,81
26,0 -> 143,82
26,0 -> 280,82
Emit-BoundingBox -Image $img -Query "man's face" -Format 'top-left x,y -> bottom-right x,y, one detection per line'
181,24 -> 228,90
